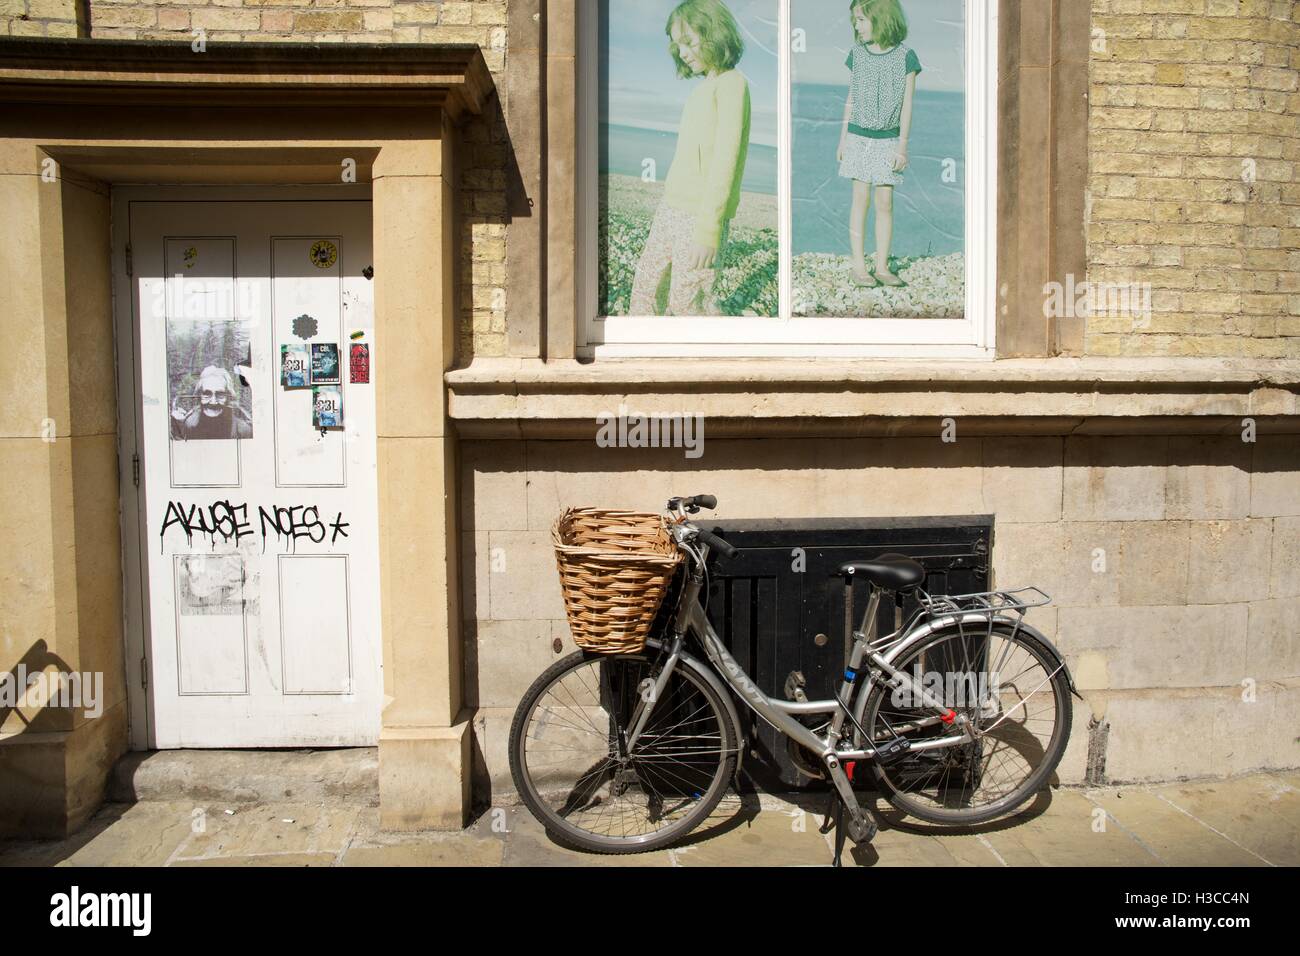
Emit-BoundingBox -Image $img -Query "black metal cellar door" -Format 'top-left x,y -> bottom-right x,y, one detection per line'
699,516 -> 992,791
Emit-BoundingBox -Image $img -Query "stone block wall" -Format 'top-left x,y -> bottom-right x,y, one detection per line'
460,435 -> 1300,797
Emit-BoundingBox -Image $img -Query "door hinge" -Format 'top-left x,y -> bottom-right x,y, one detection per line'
132,451 -> 140,487
125,243 -> 133,278
140,656 -> 148,689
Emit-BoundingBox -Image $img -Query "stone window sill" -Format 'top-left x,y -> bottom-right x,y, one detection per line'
445,357 -> 1300,438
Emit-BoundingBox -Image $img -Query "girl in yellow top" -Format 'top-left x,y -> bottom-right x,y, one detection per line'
836,0 -> 921,288
630,0 -> 752,316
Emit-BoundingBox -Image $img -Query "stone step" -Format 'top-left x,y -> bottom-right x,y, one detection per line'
108,748 -> 379,806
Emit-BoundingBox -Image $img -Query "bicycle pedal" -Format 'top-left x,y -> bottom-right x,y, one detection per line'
844,814 -> 877,846
874,737 -> 912,766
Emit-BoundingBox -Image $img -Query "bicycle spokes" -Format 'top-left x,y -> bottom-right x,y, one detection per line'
521,656 -> 731,842
868,629 -> 1065,816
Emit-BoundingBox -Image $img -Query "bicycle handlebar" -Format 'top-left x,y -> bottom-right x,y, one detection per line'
668,494 -> 717,513
694,526 -> 739,560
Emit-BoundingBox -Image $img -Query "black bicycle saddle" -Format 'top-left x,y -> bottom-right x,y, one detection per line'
835,552 -> 925,591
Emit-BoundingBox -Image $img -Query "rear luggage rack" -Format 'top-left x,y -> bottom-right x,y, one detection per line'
866,586 -> 1052,655
916,585 -> 1052,618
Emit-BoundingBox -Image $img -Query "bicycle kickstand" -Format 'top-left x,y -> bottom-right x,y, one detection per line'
831,805 -> 848,867
818,790 -> 837,836
817,791 -> 848,867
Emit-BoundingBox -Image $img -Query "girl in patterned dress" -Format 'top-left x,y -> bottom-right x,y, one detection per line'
836,0 -> 921,287
629,0 -> 751,316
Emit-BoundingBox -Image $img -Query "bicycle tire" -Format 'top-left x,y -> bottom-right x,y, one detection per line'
508,647 -> 739,854
861,622 -> 1072,826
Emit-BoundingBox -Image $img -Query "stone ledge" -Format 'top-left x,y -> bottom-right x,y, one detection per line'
446,357 -> 1300,437
449,356 -> 1300,388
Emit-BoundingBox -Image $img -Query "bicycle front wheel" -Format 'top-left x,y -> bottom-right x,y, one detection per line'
861,623 -> 1072,825
508,647 -> 738,854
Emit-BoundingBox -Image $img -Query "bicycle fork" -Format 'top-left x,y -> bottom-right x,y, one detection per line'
623,636 -> 682,754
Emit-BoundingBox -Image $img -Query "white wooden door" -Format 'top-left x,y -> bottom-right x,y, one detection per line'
129,200 -> 381,747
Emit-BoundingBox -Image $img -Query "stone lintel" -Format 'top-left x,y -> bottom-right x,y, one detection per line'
446,358 -> 1300,437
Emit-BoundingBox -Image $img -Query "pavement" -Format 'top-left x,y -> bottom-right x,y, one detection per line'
2,770 -> 1298,867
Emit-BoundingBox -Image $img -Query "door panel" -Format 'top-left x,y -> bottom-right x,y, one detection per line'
130,199 -> 380,747
278,554 -> 352,695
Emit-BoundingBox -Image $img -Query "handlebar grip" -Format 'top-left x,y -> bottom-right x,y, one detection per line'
691,494 -> 718,510
695,527 -> 739,560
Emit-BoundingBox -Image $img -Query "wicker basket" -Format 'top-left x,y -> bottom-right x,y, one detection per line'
552,508 -> 683,654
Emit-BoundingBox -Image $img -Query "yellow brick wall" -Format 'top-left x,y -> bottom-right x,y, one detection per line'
1087,0 -> 1300,358
1,0 -> 82,37
0,0 -> 510,359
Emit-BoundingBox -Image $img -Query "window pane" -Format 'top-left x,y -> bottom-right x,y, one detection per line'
599,0 -> 779,318
790,0 -> 965,318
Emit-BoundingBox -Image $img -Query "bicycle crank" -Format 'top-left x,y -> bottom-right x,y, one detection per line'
822,794 -> 878,867
821,756 -> 879,867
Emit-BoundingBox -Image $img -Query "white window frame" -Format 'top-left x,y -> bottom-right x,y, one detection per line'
577,0 -> 998,359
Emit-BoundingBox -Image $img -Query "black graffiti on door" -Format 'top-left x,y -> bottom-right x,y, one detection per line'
159,499 -> 350,552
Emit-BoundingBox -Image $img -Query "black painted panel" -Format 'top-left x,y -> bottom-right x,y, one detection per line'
695,517 -> 993,790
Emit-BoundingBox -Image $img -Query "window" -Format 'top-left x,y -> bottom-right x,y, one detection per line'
578,0 -> 998,357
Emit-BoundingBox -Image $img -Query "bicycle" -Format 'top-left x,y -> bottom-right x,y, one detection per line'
509,494 -> 1081,865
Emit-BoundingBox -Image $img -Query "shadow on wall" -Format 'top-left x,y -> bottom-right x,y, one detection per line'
1,640 -> 82,736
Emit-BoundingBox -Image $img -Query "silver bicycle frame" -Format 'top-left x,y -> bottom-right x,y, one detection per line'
620,561 -> 979,820
646,574 -> 978,760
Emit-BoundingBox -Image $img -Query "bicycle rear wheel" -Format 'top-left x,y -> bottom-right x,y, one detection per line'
861,623 -> 1072,825
508,646 -> 738,853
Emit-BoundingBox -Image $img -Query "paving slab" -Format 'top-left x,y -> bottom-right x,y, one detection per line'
343,839 -> 504,867
672,795 -> 830,867
174,853 -> 338,867
858,791 -> 1058,867
1082,788 -> 1262,867
0,802 -> 193,867
977,790 -> 1160,866
1147,774 -> 1300,866
929,830 -> 1027,866
171,803 -> 363,864
498,806 -> 674,866
2,773 -> 1298,867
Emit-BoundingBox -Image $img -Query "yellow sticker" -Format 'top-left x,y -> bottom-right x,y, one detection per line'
309,240 -> 338,270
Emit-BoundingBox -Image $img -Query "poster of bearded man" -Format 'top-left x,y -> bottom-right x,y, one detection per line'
166,318 -> 254,440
